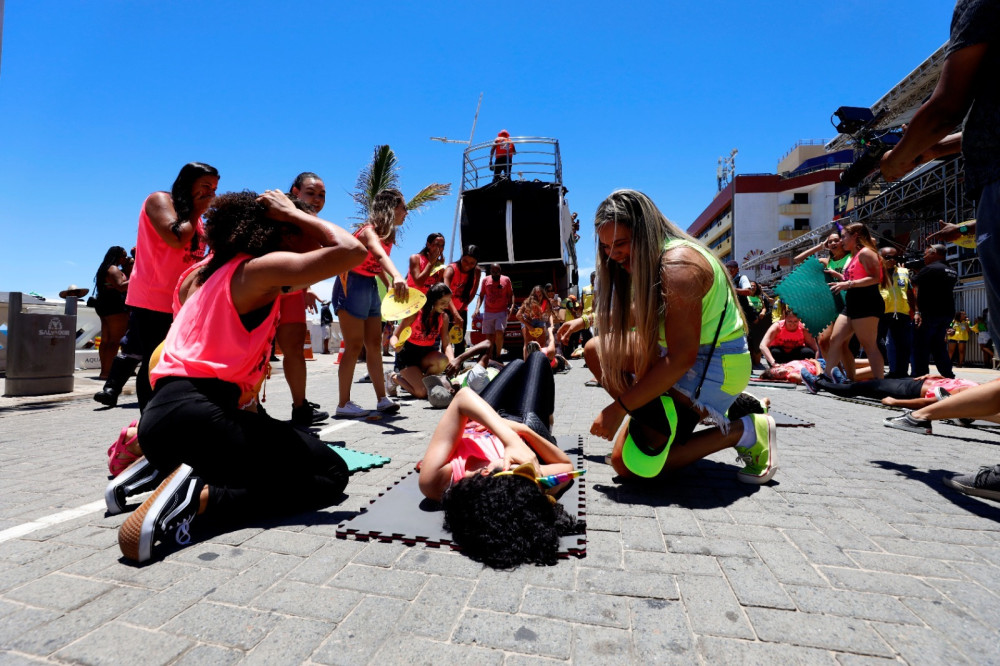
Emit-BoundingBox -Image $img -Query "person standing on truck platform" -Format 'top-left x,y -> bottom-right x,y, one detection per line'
490,130 -> 516,181
475,264 -> 515,360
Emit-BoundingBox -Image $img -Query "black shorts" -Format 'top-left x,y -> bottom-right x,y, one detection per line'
394,340 -> 439,371
844,285 -> 885,320
94,290 -> 127,318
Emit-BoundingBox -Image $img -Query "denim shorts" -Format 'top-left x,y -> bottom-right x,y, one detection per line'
670,336 -> 751,429
332,273 -> 381,320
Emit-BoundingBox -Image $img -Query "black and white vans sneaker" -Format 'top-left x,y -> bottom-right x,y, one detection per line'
884,411 -> 932,435
105,457 -> 167,515
118,465 -> 204,563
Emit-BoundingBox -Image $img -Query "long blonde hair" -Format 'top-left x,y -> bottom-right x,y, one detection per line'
366,188 -> 405,244
593,189 -> 743,396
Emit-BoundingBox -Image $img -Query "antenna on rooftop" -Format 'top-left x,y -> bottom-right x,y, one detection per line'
432,93 -> 483,262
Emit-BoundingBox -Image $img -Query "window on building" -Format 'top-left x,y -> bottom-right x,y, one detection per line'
792,192 -> 809,204
794,218 -> 810,230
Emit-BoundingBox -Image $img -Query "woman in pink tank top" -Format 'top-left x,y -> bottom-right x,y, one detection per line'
112,189 -> 368,564
331,188 -> 410,418
418,352 -> 584,568
96,163 -> 219,410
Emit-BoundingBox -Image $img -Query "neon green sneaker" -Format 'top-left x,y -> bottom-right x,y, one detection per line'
734,413 -> 777,484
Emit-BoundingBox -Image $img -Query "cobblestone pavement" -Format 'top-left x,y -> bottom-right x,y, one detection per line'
2,356 -> 999,664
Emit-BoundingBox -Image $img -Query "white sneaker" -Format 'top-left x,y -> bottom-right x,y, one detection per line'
336,400 -> 370,418
384,369 -> 398,397
376,396 -> 400,414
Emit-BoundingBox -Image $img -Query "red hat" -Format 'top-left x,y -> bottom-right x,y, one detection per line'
498,129 -> 509,137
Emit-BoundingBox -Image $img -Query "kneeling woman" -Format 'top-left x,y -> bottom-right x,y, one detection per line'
419,352 -> 584,568
119,190 -> 367,563
388,283 -> 456,399
560,190 -> 776,483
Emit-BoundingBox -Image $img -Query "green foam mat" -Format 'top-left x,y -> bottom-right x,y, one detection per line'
773,256 -> 839,337
328,444 -> 391,473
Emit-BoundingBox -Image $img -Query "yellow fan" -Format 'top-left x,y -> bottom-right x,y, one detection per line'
449,325 -> 463,344
394,326 -> 412,349
381,289 -> 426,320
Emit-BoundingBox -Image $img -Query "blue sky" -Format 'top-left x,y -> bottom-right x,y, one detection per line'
0,1 -> 951,303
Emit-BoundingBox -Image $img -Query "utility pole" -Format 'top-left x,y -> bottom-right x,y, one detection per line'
432,93 -> 483,262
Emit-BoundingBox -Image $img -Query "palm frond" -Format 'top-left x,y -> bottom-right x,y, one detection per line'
352,144 -> 400,217
406,183 -> 452,212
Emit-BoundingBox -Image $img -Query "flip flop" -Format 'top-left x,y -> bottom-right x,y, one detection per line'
108,420 -> 140,477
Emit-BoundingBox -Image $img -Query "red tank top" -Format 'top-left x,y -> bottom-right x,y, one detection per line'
406,253 -> 444,293
773,321 -> 806,352
448,263 -> 476,310
351,225 -> 393,277
409,311 -> 446,346
127,194 -> 206,313
151,254 -> 280,409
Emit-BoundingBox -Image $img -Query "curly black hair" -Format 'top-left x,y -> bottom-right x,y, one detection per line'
442,473 -> 584,569
198,190 -> 302,284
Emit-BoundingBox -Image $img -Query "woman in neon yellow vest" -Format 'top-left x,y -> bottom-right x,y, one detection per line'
559,190 -> 776,483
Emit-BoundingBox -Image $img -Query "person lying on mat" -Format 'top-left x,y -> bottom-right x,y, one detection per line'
882,378 -> 1000,436
115,189 -> 366,563
418,352 -> 585,568
557,189 -> 776,484
801,365 -> 977,409
758,358 -> 826,384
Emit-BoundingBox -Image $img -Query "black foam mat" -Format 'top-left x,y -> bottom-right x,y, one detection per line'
336,435 -> 587,558
770,410 -> 814,427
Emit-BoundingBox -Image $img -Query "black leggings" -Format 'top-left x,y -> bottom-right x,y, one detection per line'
139,377 -> 349,522
130,307 -> 174,411
478,352 -> 555,439
814,376 -> 922,400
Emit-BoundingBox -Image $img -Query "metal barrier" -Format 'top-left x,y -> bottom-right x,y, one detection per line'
3,292 -> 78,396
461,137 -> 562,191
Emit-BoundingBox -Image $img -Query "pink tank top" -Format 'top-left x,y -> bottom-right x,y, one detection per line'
151,254 -> 280,409
406,254 -> 444,293
352,225 -> 393,277
172,256 -> 212,315
410,311 -> 446,346
922,377 -> 977,399
844,252 -> 882,282
449,421 -> 505,485
127,195 -> 206,313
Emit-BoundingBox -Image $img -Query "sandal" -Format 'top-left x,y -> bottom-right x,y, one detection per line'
108,420 -> 140,477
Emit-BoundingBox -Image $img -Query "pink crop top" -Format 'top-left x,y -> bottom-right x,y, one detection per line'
922,377 -> 977,399
127,195 -> 206,313
449,421 -> 505,485
844,252 -> 882,283
151,254 -> 280,409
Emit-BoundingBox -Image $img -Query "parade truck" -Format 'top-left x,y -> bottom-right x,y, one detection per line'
450,137 -> 579,352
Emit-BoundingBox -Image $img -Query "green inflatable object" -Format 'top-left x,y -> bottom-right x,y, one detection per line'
773,256 -> 838,336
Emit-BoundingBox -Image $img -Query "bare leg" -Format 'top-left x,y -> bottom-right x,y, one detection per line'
822,315 -> 853,379
852,316 -> 884,380
337,311 -> 366,407
611,418 -> 745,478
363,317 -> 387,402
911,378 -> 1000,421
277,322 -> 308,408
397,366 -> 427,398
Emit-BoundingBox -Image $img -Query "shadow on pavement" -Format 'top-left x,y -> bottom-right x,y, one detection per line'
872,460 -> 1000,520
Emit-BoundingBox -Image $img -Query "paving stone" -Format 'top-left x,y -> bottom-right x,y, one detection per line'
520,585 -> 629,628
207,553 -> 303,605
172,542 -> 270,570
467,567 -> 528,613
0,605 -> 62,649
577,530 -> 623,569
375,635 -> 504,665
624,551 -> 720,576
252,579 -> 362,622
718,557 -> 795,610
571,624 -> 635,664
782,529 -> 857,567
201,525 -> 266,546
349,541 -> 408,567
871,621 -> 974,665
629,599 -> 695,664
746,608 -> 893,657
397,576 -> 474,640
677,574 -> 754,639
5,584 -> 152,655
900,597 -> 997,664
894,523 -> 997,546
845,550 -> 963,579
395,547 -> 484,578
174,643 -> 243,666
328,564 -> 427,600
728,509 -> 814,530
871,536 -> 979,562
751,541 -> 827,587
576,568 -> 678,600
620,516 -> 664,551
162,601 -> 278,650
53,622 -> 192,666
819,566 -> 941,599
313,596 -> 411,665
653,506 -> 705,536
785,586 -> 920,624
700,522 -> 789,542
583,513 -> 620,532
239,529 -> 330,557
96,559 -> 195,591
4,572 -> 114,611
697,635 -> 838,665
284,540 -> 365,584
925,577 -> 1000,627
829,506 -> 907,537
524,560 -> 578,590
833,655 -> 903,666
241,617 -> 332,666
452,609 -> 572,659
666,535 -> 756,558
127,567 -> 236,628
